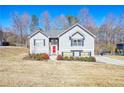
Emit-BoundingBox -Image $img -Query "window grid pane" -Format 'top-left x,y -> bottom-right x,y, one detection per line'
34,39 -> 44,47
71,39 -> 83,46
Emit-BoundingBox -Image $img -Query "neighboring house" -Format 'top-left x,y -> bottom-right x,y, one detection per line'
29,23 -> 96,57
116,43 -> 124,56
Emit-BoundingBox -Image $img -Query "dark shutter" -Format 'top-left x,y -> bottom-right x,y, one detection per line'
71,39 -> 72,46
71,39 -> 73,46
34,39 -> 35,46
89,52 -> 91,56
73,51 -> 74,56
44,39 -> 45,46
70,37 -> 73,46
79,51 -> 81,56
62,52 -> 63,56
82,39 -> 84,46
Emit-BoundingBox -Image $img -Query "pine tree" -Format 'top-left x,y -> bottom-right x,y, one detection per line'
30,15 -> 39,33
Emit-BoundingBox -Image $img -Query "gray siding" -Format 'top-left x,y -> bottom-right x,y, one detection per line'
30,32 -> 49,54
59,26 -> 95,56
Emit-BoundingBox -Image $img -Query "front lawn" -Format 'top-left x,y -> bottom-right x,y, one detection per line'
109,55 -> 124,60
0,46 -> 124,87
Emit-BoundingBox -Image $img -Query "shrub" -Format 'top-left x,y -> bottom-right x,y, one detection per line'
70,56 -> 74,61
63,56 -> 70,61
79,57 -> 96,62
57,56 -> 75,61
74,57 -> 80,61
37,54 -> 43,60
61,56 -> 96,62
41,53 -> 49,60
56,55 -> 63,60
30,53 -> 49,60
80,57 -> 85,61
88,57 -> 96,62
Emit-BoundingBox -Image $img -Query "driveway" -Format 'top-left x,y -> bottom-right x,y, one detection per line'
96,56 -> 124,66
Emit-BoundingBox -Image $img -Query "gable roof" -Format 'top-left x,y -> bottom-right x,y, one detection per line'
71,32 -> 85,39
46,30 -> 63,38
28,30 -> 48,39
29,23 -> 96,39
58,23 -> 96,38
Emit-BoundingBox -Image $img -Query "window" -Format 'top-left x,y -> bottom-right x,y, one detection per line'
34,39 -> 45,47
51,39 -> 58,45
78,39 -> 82,46
73,40 -> 77,46
71,39 -> 84,46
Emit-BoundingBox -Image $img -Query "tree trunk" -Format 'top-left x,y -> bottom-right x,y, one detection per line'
20,29 -> 23,46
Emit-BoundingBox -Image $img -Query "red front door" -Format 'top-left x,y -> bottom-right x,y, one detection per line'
51,45 -> 57,55
53,46 -> 56,53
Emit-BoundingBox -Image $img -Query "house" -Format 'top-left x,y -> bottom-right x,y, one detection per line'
29,23 -> 96,57
115,43 -> 124,56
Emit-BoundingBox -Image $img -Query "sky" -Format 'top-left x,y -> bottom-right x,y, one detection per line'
0,5 -> 124,28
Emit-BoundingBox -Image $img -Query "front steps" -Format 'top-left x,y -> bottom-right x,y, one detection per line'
50,55 -> 57,60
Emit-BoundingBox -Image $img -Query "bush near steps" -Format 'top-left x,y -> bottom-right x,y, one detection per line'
30,53 -> 49,60
56,55 -> 96,62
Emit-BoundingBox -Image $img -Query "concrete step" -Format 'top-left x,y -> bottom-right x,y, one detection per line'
50,55 -> 57,60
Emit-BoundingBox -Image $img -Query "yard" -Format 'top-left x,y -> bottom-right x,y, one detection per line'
0,46 -> 124,87
109,56 -> 124,60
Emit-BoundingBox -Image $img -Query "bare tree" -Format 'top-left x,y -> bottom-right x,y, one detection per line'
22,13 -> 30,35
102,13 -> 116,44
52,14 -> 69,30
12,12 -> 30,45
2,27 -> 17,45
116,12 -> 124,43
97,13 -> 117,54
21,13 -> 30,45
41,11 -> 51,32
77,8 -> 96,33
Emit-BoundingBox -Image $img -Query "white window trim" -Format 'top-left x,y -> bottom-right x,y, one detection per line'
71,38 -> 84,46
34,39 -> 45,47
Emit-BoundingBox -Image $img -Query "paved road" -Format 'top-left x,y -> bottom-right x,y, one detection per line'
96,56 -> 124,66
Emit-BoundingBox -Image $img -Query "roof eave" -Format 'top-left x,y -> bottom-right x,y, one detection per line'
58,23 -> 96,38
29,30 -> 48,39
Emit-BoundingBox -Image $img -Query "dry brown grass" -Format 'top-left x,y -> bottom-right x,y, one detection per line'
109,56 -> 124,60
0,46 -> 124,87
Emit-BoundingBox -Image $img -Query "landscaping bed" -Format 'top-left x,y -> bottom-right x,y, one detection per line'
25,54 -> 96,62
56,55 -> 96,62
